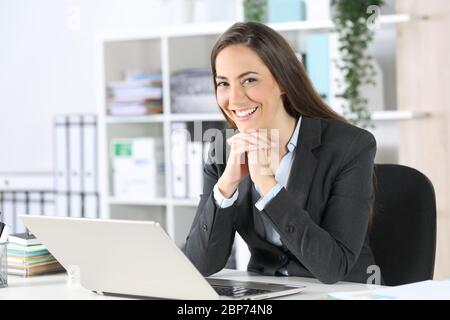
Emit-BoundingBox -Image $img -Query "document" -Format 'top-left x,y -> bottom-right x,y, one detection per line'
328,280 -> 450,300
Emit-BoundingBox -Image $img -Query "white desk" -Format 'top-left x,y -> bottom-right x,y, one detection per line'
0,269 -> 370,300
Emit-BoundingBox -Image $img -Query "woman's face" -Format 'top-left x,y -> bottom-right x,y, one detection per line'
215,44 -> 285,131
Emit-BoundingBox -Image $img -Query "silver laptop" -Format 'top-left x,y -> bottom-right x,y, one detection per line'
19,215 -> 305,300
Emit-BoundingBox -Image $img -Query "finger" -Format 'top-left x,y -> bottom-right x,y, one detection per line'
245,131 -> 277,147
230,139 -> 270,152
231,144 -> 269,157
244,129 -> 281,145
227,134 -> 259,147
233,133 -> 272,148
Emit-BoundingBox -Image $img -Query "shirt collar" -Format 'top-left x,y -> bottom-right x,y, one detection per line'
287,116 -> 302,153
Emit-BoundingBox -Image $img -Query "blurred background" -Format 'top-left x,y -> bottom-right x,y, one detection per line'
0,0 -> 449,280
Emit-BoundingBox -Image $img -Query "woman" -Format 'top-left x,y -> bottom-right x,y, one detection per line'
184,21 -> 378,284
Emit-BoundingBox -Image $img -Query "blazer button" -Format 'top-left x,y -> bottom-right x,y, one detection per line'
202,224 -> 208,232
286,225 -> 295,233
278,255 -> 286,262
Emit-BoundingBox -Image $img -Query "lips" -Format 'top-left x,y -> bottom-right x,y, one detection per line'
232,106 -> 258,120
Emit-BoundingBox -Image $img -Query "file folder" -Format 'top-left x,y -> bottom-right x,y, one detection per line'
82,115 -> 97,194
187,141 -> 203,199
171,123 -> 188,198
83,193 -> 99,219
14,192 -> 27,234
54,114 -> 99,219
68,115 -> 82,194
55,115 -> 70,217
54,115 -> 69,193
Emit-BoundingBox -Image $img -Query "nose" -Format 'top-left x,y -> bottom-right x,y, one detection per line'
229,83 -> 247,107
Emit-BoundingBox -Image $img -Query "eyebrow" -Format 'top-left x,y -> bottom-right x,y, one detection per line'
215,71 -> 259,80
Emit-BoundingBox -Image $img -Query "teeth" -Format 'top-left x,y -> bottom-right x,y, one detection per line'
235,107 -> 257,117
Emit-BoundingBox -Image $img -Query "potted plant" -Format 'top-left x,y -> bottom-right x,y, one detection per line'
243,0 -> 268,22
332,0 -> 385,128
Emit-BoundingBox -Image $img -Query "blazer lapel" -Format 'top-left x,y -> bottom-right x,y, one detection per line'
286,116 -> 322,209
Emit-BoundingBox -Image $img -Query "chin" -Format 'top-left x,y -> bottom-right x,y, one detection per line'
237,123 -> 258,132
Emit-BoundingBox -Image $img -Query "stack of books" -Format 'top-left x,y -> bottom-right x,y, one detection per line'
107,71 -> 163,116
7,233 -> 65,277
170,69 -> 217,113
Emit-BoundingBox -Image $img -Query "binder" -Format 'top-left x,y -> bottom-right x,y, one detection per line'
0,175 -> 54,232
55,193 -> 69,217
54,114 -> 99,219
171,123 -> 188,198
14,192 -> 27,234
43,192 -> 55,217
28,192 -> 43,216
187,141 -> 203,199
69,194 -> 82,218
55,115 -> 70,217
82,115 -> 97,193
55,115 -> 69,193
68,115 -> 82,218
83,193 -> 98,219
68,115 -> 82,193
81,114 -> 99,218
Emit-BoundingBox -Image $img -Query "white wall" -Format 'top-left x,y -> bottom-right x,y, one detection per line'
0,0 -> 177,173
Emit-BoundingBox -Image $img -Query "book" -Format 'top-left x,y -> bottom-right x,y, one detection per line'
8,254 -> 56,266
7,243 -> 47,253
8,233 -> 40,246
8,260 -> 65,277
8,257 -> 57,269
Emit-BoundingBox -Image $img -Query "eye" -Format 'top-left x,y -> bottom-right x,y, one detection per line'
242,78 -> 257,85
216,81 -> 228,87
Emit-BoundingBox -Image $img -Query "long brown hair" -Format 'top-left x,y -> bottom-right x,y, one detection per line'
210,21 -> 349,128
210,22 -> 375,229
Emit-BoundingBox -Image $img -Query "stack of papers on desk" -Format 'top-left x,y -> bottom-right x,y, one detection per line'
7,234 -> 65,277
328,280 -> 450,300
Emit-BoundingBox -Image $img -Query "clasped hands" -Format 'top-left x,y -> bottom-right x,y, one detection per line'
219,129 -> 281,197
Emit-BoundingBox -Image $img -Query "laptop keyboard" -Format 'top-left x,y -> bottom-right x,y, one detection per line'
212,285 -> 272,298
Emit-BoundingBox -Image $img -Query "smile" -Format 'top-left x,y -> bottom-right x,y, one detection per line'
232,106 -> 258,120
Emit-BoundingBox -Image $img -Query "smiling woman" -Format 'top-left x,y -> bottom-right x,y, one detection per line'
184,22 -> 382,285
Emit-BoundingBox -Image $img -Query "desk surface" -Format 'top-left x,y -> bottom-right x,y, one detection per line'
0,269 -> 370,300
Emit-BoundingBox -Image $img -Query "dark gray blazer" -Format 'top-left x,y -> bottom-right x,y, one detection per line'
184,116 -> 378,284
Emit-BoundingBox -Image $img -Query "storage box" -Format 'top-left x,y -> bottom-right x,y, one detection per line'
111,138 -> 165,198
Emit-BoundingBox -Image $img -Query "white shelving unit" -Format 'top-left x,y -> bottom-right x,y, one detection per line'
95,14 -> 419,247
